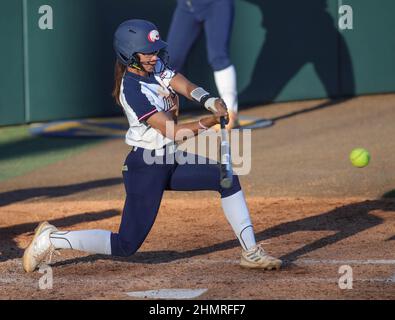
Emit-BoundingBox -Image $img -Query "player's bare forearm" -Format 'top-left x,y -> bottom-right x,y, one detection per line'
147,112 -> 217,143
169,73 -> 229,123
169,73 -> 198,100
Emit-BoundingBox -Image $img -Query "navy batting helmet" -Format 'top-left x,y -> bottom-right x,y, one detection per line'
113,19 -> 168,67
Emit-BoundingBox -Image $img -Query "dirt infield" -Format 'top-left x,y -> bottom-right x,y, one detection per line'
0,94 -> 394,299
1,198 -> 394,299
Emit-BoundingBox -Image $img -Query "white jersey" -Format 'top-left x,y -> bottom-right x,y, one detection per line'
119,59 -> 177,150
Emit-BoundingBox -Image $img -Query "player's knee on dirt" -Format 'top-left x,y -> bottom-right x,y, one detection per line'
220,174 -> 241,198
115,242 -> 138,257
110,234 -> 140,257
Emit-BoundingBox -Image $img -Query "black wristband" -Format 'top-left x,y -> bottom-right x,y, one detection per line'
200,94 -> 213,107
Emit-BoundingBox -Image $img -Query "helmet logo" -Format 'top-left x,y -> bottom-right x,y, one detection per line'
148,30 -> 160,43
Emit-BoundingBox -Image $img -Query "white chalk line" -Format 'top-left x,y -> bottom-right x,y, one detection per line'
1,275 -> 393,285
3,258 -> 395,267
1,258 -> 394,287
174,258 -> 395,266
298,259 -> 395,265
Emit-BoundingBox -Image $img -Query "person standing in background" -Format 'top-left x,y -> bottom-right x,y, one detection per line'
167,0 -> 240,129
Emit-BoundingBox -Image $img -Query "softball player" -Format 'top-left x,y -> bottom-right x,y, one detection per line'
23,20 -> 281,272
167,0 -> 240,129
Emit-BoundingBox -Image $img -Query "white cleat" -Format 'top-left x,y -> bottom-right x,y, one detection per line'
23,221 -> 59,273
240,244 -> 282,270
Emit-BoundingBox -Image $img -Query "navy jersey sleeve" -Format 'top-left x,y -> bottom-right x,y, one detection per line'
122,77 -> 158,122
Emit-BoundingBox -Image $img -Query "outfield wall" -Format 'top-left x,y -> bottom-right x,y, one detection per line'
1,0 -> 394,126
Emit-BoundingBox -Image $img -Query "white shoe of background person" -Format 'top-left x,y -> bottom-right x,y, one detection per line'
23,221 -> 59,273
240,244 -> 282,270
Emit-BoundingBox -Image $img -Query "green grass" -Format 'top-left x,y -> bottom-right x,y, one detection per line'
0,125 -> 104,182
0,125 -> 30,144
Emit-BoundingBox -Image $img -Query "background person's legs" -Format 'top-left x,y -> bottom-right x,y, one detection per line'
204,0 -> 238,127
167,5 -> 202,72
204,0 -> 234,72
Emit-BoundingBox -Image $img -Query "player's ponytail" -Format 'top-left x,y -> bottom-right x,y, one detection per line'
112,60 -> 126,106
